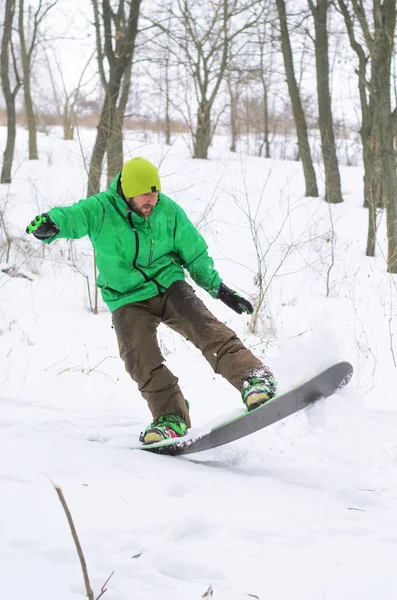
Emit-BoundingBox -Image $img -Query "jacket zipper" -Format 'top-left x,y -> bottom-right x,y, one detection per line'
146,218 -> 154,266
148,239 -> 154,266
128,213 -> 161,292
128,213 -> 150,280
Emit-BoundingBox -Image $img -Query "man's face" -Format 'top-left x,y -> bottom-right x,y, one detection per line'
127,192 -> 159,217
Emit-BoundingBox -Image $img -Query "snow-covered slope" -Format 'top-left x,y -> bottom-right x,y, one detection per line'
1,127 -> 396,599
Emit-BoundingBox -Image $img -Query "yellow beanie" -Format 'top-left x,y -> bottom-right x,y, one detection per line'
121,157 -> 161,198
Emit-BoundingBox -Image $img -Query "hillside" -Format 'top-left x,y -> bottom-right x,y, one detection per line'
0,126 -> 396,600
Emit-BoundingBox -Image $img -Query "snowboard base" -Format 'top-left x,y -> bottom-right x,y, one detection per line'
132,361 -> 353,456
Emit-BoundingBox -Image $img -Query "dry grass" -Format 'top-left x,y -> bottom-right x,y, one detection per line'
0,107 -> 190,134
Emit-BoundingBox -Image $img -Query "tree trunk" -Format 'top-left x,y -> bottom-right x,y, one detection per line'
194,102 -> 212,159
1,86 -> 18,185
164,55 -> 171,145
87,0 -> 141,196
18,0 -> 38,160
387,158 -> 397,272
263,84 -> 270,158
361,113 -> 372,209
257,18 -> 272,159
107,109 -> 124,186
276,0 -> 318,197
365,35 -> 391,219
63,99 -> 75,140
310,0 -> 342,203
107,60 -> 132,185
88,89 -> 115,196
228,78 -> 238,153
365,3 -> 397,268
338,0 -> 397,268
337,0 -> 370,207
1,0 -> 21,184
22,69 -> 38,158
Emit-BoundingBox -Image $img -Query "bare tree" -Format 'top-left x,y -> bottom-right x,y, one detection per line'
255,13 -> 277,159
1,0 -> 22,184
226,62 -> 256,154
106,49 -> 133,186
43,48 -> 96,140
308,0 -> 343,204
336,1 -> 370,205
163,53 -> 172,145
154,0 -> 263,159
18,0 -> 58,160
223,1 -> 275,156
275,0 -> 319,196
144,4 -> 174,145
88,0 -> 142,196
226,70 -> 242,153
337,0 -> 397,271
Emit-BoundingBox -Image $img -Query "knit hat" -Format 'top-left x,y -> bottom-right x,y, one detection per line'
120,157 -> 161,198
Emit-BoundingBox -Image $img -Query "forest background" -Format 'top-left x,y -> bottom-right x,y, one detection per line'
1,0 -> 397,277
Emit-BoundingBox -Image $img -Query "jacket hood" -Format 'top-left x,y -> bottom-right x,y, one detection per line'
108,174 -> 130,216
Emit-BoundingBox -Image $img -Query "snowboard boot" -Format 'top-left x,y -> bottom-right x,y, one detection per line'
241,375 -> 277,411
139,413 -> 188,444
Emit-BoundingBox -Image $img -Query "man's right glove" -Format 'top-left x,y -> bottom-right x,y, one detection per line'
217,283 -> 254,315
26,213 -> 60,240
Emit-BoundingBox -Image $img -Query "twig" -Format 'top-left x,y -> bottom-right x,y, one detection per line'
0,265 -> 34,280
53,484 -> 94,600
86,356 -> 111,375
291,327 -> 313,339
56,364 -> 117,382
57,366 -> 84,375
44,356 -> 68,371
370,218 -> 397,367
325,202 -> 336,297
96,571 -> 115,600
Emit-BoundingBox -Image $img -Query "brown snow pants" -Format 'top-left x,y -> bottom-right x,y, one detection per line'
112,280 -> 269,427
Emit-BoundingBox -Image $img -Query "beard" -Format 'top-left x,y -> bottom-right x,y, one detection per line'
129,200 -> 154,217
127,196 -> 158,217
137,205 -> 153,217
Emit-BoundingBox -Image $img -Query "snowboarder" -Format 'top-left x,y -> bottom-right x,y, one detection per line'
26,157 -> 277,443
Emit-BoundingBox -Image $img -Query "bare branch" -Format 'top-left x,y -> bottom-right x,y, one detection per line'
53,484 -> 94,600
91,0 -> 108,90
350,0 -> 374,52
27,0 -> 60,64
96,572 -> 115,600
102,0 -> 115,65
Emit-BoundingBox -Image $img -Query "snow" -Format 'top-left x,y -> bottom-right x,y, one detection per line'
1,126 -> 396,599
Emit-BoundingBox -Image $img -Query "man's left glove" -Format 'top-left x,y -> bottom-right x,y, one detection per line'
26,213 -> 60,240
217,282 -> 254,315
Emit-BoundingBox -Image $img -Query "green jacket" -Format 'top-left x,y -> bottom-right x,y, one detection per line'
44,175 -> 222,312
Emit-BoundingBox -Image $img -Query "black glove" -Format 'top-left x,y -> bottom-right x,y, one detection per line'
26,213 -> 60,240
217,283 -> 254,315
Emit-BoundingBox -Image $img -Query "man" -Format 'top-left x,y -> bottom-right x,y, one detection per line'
26,157 -> 276,444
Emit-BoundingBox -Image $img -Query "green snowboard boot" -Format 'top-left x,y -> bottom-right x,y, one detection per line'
140,414 -> 188,444
241,375 -> 277,411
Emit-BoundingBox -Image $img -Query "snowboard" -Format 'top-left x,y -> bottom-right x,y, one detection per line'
133,361 -> 353,457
